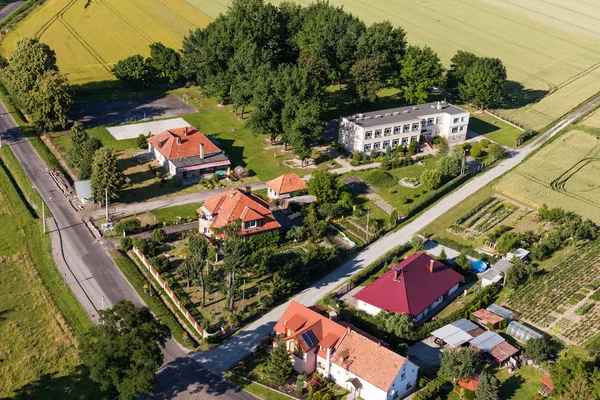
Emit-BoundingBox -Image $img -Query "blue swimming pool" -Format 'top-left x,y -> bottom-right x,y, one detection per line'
470,259 -> 489,273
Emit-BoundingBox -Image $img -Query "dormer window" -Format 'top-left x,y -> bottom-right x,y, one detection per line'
247,220 -> 258,229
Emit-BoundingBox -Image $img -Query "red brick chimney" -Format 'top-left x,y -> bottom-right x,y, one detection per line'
429,259 -> 435,273
393,269 -> 400,281
184,127 -> 189,136
176,137 -> 182,145
245,186 -> 251,194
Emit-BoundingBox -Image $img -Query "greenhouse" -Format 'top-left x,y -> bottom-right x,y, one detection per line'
506,321 -> 543,343
487,304 -> 516,321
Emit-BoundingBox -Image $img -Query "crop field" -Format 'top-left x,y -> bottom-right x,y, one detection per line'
505,243 -> 600,345
188,0 -> 600,130
448,196 -> 516,239
581,107 -> 600,130
1,0 -> 212,85
494,129 -> 600,224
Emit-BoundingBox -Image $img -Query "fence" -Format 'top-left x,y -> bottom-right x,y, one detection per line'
132,246 -> 207,338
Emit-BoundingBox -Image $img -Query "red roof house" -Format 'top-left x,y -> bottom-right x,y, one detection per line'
354,253 -> 464,321
197,187 -> 281,238
266,173 -> 308,199
147,127 -> 230,178
457,374 -> 480,392
274,301 -> 419,400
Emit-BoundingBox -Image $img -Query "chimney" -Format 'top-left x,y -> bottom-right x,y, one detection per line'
436,101 -> 442,110
245,186 -> 251,194
199,143 -> 204,160
429,259 -> 435,273
184,127 -> 189,136
176,137 -> 182,145
393,269 -> 400,281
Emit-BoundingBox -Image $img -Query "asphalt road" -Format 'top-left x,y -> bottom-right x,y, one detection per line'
0,1 -> 25,21
0,102 -> 254,400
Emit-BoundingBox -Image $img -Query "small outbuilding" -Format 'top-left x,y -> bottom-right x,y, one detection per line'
266,173 -> 308,199
486,304 -> 517,322
74,180 -> 94,204
506,321 -> 543,343
472,309 -> 505,330
504,248 -> 530,262
539,375 -> 554,397
481,269 -> 503,287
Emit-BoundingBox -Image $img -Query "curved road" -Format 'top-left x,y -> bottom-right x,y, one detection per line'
2,93 -> 600,396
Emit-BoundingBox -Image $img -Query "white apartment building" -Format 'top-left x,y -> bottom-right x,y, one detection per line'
338,101 -> 470,154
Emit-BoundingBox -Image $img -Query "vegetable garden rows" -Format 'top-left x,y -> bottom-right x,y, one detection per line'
449,196 -> 516,239
505,243 -> 600,344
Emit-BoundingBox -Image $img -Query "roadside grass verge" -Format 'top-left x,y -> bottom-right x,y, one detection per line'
225,374 -> 292,400
112,251 -> 198,348
0,146 -> 101,398
152,202 -> 202,224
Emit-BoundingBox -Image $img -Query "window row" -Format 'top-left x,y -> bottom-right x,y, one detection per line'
363,136 -> 418,152
420,117 -> 443,126
451,125 -> 466,133
453,116 -> 467,124
365,123 -> 420,139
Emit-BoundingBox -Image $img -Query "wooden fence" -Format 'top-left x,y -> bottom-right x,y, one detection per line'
132,246 -> 206,338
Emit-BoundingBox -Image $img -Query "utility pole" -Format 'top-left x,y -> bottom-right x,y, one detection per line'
105,187 -> 109,222
366,207 -> 370,243
241,278 -> 247,313
461,150 -> 467,175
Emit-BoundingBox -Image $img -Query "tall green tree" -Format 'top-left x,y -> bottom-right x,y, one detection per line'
246,72 -> 282,143
229,42 -> 270,119
149,42 -> 181,84
347,58 -> 382,106
475,371 -> 499,400
459,57 -> 507,109
356,21 -> 406,82
296,2 -> 365,86
78,138 -> 103,180
438,347 -> 478,382
4,37 -> 57,111
438,155 -> 462,181
399,46 -> 445,104
111,54 -> 157,87
307,170 -> 342,203
221,227 -> 249,311
30,70 -> 71,131
91,147 -> 124,203
188,235 -> 210,306
68,122 -> 89,169
421,168 -> 442,190
79,300 -> 170,400
266,343 -> 293,386
447,50 -> 479,92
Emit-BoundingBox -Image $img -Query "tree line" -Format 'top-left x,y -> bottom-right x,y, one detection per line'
112,0 -> 508,162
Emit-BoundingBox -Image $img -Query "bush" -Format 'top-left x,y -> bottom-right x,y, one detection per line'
469,145 -> 482,158
363,170 -> 396,188
151,228 -> 168,243
149,255 -> 170,273
136,134 -> 148,149
120,237 -> 133,251
114,218 -> 141,235
479,139 -> 491,148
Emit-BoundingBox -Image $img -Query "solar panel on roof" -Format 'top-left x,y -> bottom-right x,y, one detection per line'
301,330 -> 318,348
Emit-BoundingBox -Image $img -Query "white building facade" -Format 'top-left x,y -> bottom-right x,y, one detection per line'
338,101 -> 470,154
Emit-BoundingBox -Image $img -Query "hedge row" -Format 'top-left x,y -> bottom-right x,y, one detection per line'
407,173 -> 470,219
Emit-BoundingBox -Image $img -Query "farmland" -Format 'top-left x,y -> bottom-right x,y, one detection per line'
494,129 -> 600,224
505,242 -> 600,345
0,148 -> 101,398
1,0 -> 212,86
187,0 -> 600,131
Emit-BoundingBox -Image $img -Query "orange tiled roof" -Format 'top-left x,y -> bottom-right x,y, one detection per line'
458,374 -> 480,391
275,301 -> 347,353
147,127 -> 221,160
332,330 -> 408,391
473,309 -> 505,326
199,188 -> 281,236
541,375 -> 554,390
266,173 -> 307,195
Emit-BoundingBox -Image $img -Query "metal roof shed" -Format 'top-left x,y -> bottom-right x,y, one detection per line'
470,331 -> 505,351
74,180 -> 94,204
431,324 -> 473,347
451,318 -> 479,332
506,321 -> 543,343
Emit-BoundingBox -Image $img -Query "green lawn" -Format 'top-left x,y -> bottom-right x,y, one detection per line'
226,374 -> 291,400
497,366 -> 545,399
0,146 -> 102,399
347,158 -> 438,216
151,202 -> 202,224
51,126 -> 138,153
468,112 -> 524,148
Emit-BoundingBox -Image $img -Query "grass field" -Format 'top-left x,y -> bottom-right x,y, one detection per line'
0,147 -> 101,399
494,129 -> 600,224
581,107 -> 600,130
468,111 -> 523,147
188,0 -> 600,130
1,0 -> 212,86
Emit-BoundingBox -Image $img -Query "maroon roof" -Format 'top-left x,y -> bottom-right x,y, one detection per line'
353,253 -> 464,318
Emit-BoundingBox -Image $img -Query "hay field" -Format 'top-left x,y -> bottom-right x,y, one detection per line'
188,0 -> 600,130
2,0 -> 212,85
494,130 -> 600,223
581,107 -> 600,130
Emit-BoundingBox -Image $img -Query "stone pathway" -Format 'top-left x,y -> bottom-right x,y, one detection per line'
341,176 -> 394,215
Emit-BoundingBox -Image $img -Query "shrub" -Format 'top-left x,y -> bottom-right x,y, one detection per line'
363,170 -> 396,188
149,255 -> 170,273
151,228 -> 168,243
479,139 -> 491,148
114,218 -> 141,235
470,145 -> 482,158
120,237 -> 133,251
136,134 -> 148,149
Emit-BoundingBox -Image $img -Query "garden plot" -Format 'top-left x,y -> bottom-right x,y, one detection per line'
448,196 -> 516,240
505,243 -> 600,345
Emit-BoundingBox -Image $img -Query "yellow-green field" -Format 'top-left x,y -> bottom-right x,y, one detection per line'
188,0 -> 600,130
494,129 -> 600,223
581,107 -> 600,130
2,0 -> 212,85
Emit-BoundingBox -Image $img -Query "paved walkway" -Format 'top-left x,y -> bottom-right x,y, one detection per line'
190,94 -> 600,372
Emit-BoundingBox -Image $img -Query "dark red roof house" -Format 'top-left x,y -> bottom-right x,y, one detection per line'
353,253 -> 464,321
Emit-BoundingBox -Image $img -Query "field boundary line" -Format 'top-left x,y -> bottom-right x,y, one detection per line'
153,0 -> 204,30
484,110 -> 525,131
98,0 -> 154,43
